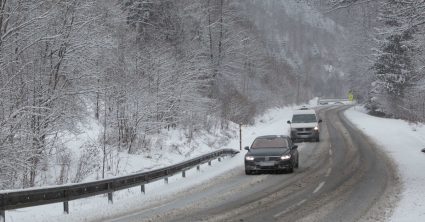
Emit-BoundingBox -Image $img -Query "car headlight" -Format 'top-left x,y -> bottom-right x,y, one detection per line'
280,155 -> 291,160
245,156 -> 255,161
314,126 -> 319,131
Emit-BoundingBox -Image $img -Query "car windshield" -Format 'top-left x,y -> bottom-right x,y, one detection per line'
251,137 -> 288,149
292,114 -> 316,123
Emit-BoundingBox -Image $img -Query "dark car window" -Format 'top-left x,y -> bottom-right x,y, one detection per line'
251,137 -> 288,149
292,114 -> 316,123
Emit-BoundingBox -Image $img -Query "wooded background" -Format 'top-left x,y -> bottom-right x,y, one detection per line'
2,0 -> 422,189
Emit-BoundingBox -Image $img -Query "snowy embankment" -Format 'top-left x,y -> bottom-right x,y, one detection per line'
5,101 -> 314,222
345,107 -> 425,222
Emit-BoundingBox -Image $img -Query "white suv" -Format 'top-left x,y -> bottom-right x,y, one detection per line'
287,108 -> 322,142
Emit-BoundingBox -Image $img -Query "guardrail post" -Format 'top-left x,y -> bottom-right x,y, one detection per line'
107,183 -> 113,204
63,190 -> 69,214
141,184 -> 145,194
63,201 -> 69,214
182,170 -> 186,178
108,192 -> 113,204
164,177 -> 169,184
1,210 -> 5,222
196,165 -> 200,171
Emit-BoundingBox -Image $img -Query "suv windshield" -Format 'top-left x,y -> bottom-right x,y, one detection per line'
251,137 -> 288,149
292,114 -> 316,123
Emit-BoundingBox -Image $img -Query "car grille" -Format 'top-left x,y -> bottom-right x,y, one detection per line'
298,132 -> 312,135
296,128 -> 313,131
254,156 -> 280,161
259,166 -> 276,170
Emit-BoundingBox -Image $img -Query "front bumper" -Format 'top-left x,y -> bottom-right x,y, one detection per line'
245,159 -> 292,171
291,128 -> 319,139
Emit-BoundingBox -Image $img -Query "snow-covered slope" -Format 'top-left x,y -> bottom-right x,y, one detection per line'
240,0 -> 349,98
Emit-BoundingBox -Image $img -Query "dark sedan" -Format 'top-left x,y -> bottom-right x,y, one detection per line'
244,135 -> 299,175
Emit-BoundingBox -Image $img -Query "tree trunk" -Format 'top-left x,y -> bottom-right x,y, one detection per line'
207,0 -> 214,61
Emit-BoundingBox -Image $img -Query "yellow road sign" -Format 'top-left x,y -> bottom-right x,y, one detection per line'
348,91 -> 354,101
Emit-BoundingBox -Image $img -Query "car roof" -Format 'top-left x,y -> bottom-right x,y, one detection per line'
293,109 -> 316,115
251,135 -> 290,148
255,135 -> 290,139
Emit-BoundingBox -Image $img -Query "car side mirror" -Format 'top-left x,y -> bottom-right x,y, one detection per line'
244,146 -> 250,151
287,120 -> 291,124
318,119 -> 322,123
292,145 -> 298,149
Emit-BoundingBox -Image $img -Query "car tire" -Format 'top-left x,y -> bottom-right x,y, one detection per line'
295,158 -> 299,168
316,137 -> 320,142
245,169 -> 252,175
287,165 -> 294,173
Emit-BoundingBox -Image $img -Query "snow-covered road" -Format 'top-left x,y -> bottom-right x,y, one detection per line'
6,104 -> 425,221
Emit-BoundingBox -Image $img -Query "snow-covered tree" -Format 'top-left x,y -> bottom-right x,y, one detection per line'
0,0 -> 356,189
369,0 -> 425,118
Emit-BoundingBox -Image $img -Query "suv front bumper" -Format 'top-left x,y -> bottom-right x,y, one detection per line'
291,128 -> 319,140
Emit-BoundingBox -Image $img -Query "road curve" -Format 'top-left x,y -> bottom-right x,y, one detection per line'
103,106 -> 400,222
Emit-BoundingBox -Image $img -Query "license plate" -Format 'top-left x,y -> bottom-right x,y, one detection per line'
259,161 -> 275,166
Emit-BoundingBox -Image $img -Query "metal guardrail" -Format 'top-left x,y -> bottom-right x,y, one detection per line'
318,98 -> 352,105
0,148 -> 239,220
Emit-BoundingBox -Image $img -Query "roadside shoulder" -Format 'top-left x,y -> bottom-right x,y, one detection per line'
344,107 -> 425,222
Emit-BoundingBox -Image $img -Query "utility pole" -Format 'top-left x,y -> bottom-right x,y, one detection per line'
422,91 -> 425,120
239,123 -> 242,150
422,97 -> 424,120
296,76 -> 300,104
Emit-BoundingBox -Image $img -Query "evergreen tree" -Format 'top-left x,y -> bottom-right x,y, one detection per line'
369,0 -> 420,116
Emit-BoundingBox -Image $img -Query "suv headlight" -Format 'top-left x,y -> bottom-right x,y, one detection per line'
280,155 -> 291,160
245,156 -> 255,161
314,126 -> 319,131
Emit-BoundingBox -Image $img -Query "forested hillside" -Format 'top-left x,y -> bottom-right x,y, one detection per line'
325,0 -> 425,121
0,0 -> 348,189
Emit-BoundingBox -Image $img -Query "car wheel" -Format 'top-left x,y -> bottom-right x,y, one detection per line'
245,169 -> 252,175
295,158 -> 299,168
316,137 -> 320,142
287,166 -> 294,173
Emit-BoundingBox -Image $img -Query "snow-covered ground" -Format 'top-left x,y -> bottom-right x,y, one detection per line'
45,116 -> 239,185
345,106 -> 425,222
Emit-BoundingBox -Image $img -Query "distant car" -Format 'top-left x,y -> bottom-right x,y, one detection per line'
287,108 -> 322,142
244,135 -> 299,175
